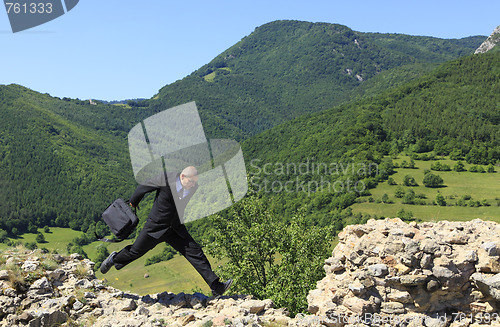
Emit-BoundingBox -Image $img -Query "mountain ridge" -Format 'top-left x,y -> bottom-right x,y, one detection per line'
475,24 -> 500,54
148,20 -> 484,139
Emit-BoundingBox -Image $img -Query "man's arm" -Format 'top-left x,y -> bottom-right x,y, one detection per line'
129,184 -> 159,208
129,172 -> 166,207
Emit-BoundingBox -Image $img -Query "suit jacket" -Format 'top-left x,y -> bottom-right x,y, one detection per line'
129,171 -> 198,239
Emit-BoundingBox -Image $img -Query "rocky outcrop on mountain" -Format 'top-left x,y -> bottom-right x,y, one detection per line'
475,25 -> 500,54
306,218 -> 500,327
0,250 -> 290,327
2,218 -> 499,327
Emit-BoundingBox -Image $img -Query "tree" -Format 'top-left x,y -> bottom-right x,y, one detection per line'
402,189 -> 415,204
208,195 -> 333,315
423,172 -> 444,188
436,193 -> 446,206
93,244 -> 110,272
0,229 -> 7,243
381,193 -> 390,203
453,161 -> 466,172
396,208 -> 414,221
36,233 -> 46,243
403,175 -> 418,186
394,186 -> 405,198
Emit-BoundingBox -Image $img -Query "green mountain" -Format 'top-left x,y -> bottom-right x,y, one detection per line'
146,20 -> 484,139
241,51 -> 500,223
244,51 -> 500,165
0,85 -> 136,235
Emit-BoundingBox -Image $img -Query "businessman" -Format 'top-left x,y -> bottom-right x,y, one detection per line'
100,166 -> 232,297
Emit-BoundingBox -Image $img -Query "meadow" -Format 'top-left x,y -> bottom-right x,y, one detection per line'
351,156 -> 500,223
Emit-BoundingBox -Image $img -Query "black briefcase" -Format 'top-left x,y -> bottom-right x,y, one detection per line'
101,198 -> 138,242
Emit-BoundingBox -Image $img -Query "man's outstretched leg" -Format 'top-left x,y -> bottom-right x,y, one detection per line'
166,226 -> 232,296
100,227 -> 161,273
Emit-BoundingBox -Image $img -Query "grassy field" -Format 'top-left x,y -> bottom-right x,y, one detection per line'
351,156 -> 500,223
0,227 -> 83,252
87,240 -> 221,295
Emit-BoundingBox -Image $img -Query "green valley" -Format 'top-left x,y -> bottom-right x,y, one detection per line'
352,155 -> 500,222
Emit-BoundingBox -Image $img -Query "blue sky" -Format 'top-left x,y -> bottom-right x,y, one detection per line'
1,0 -> 499,101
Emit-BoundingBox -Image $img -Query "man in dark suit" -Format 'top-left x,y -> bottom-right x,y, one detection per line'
99,166 -> 232,297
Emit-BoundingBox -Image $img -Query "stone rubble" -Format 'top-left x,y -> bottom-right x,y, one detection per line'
0,250 -> 290,327
1,218 -> 499,327
305,218 -> 500,327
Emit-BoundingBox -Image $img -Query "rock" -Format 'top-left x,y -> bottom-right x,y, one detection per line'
4,287 -> 17,297
18,311 -> 33,323
395,263 -> 411,275
239,299 -> 267,314
470,272 -> 500,300
70,253 -> 83,260
170,292 -> 188,308
28,310 -> 68,327
366,264 -> 388,277
475,25 -> 500,54
481,242 -> 498,256
380,302 -> 404,314
73,300 -> 84,311
190,292 -> 208,308
135,305 -> 150,316
387,290 -> 412,303
399,275 -> 428,286
342,297 -> 375,314
348,280 -> 365,296
427,280 -> 440,292
84,291 -> 96,299
420,254 -> 433,269
121,299 -> 137,311
180,313 -> 195,325
52,254 -> 64,263
0,270 -> 9,280
420,239 -> 440,254
22,260 -> 39,272
48,269 -> 66,282
308,219 -> 500,325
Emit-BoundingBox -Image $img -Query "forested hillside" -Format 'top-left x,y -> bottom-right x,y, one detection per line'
238,51 -> 500,225
0,85 -> 136,235
146,20 -> 483,138
244,51 -> 500,164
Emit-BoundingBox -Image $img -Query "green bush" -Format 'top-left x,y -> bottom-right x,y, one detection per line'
423,172 -> 444,188
403,175 -> 418,187
436,193 -> 446,206
208,195 -> 333,315
394,186 -> 405,198
453,161 -> 466,172
35,233 -> 46,243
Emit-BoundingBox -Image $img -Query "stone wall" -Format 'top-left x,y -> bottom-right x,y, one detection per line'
0,250 -> 289,327
306,218 -> 500,327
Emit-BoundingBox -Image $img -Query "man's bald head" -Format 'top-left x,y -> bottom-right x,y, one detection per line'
180,166 -> 198,190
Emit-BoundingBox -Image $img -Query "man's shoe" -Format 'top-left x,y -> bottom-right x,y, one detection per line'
211,279 -> 233,297
100,251 -> 117,274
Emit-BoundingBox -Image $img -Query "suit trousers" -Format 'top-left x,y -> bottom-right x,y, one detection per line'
112,225 -> 219,288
